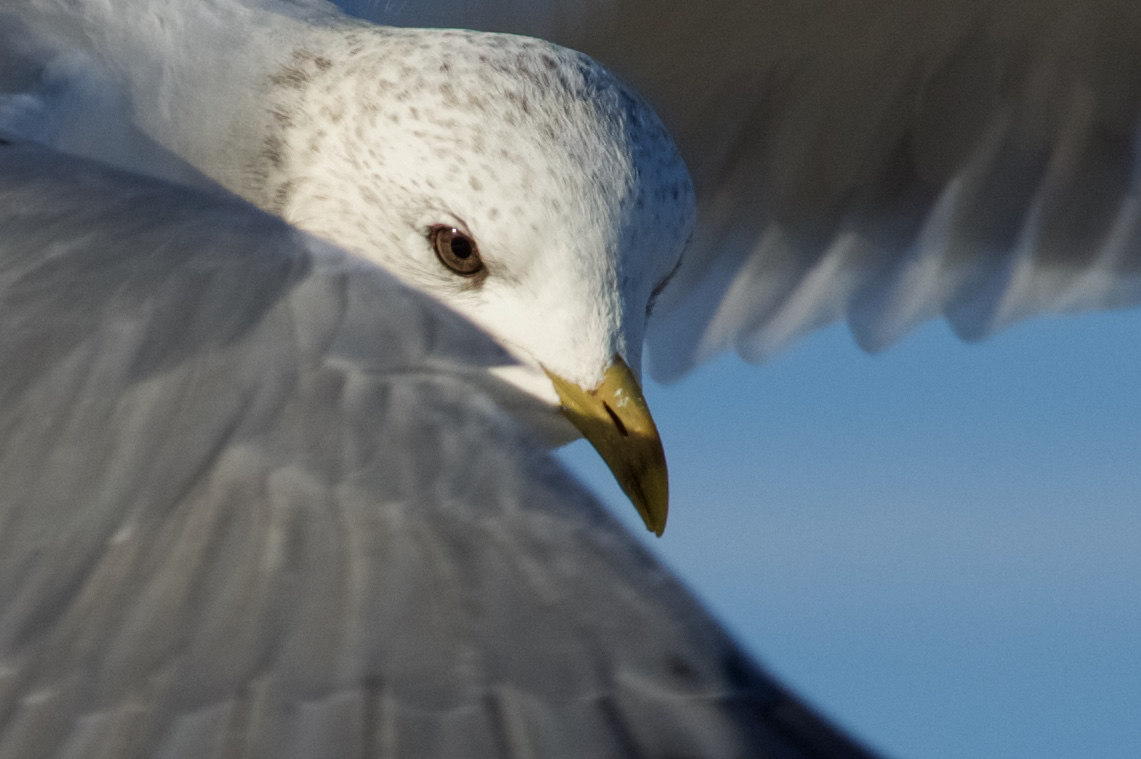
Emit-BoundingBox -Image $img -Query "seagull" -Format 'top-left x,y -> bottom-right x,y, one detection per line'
2,0 -> 1140,756
2,0 -> 868,756
4,0 -> 700,536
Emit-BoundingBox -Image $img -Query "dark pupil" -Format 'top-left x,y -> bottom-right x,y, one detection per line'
449,234 -> 473,259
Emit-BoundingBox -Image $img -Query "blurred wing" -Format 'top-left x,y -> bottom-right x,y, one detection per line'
0,141 -> 874,759
0,9 -> 216,187
340,0 -> 1141,378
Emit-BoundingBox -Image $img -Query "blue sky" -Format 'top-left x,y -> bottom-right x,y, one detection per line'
559,308 -> 1141,759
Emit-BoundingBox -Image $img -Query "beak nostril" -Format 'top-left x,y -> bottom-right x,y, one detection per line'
603,402 -> 628,437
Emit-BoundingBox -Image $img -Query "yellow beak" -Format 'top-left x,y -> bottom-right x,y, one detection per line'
545,357 -> 668,536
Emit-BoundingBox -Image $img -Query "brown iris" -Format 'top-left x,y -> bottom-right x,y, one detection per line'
429,225 -> 483,277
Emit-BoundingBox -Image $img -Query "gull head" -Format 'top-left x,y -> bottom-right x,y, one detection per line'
255,27 -> 695,534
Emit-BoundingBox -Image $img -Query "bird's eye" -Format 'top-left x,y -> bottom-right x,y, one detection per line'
429,226 -> 483,277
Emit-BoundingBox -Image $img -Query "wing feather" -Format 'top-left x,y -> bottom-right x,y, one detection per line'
342,0 -> 1141,376
0,141 -> 874,757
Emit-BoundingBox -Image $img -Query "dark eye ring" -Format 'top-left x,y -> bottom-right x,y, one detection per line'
429,225 -> 483,277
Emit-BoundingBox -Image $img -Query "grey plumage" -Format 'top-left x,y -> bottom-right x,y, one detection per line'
338,0 -> 1141,375
0,141 -> 873,758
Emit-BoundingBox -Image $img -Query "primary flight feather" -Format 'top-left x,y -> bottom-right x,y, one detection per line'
338,0 -> 1141,375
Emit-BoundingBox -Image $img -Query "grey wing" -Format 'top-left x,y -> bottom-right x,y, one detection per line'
0,141 -> 875,759
0,11 -> 215,189
345,0 -> 1141,377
